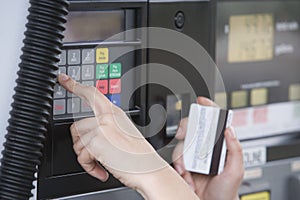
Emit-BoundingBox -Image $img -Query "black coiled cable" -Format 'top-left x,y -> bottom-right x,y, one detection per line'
0,0 -> 68,199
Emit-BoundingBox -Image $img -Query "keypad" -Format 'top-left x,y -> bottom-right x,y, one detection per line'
53,47 -> 122,118
96,48 -> 109,63
53,99 -> 66,115
58,50 -> 66,66
109,63 -> 121,78
54,85 -> 66,98
96,80 -> 108,94
67,66 -> 81,81
109,79 -> 121,94
107,94 -> 121,107
96,64 -> 108,79
68,49 -> 81,65
82,49 -> 95,64
82,65 -> 94,80
67,98 -> 80,114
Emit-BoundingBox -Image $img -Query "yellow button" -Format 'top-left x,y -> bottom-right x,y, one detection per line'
96,48 -> 109,63
231,90 -> 248,108
289,84 -> 300,101
251,88 -> 268,106
241,191 -> 270,200
214,92 -> 227,109
175,100 -> 182,111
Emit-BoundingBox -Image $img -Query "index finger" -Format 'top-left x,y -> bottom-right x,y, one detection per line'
58,73 -> 113,116
175,118 -> 188,140
196,96 -> 218,107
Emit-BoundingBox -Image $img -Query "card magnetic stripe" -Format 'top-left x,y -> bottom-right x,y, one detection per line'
209,109 -> 229,175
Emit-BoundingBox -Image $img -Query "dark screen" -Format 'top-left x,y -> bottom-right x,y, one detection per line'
64,11 -> 124,43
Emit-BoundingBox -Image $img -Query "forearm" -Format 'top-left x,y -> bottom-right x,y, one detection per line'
137,165 -> 200,200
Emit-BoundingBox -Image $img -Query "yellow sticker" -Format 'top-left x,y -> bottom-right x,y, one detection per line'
96,48 -> 109,63
289,84 -> 300,101
241,191 -> 270,200
175,100 -> 182,111
231,90 -> 248,108
214,92 -> 227,109
251,88 -> 268,106
228,14 -> 274,63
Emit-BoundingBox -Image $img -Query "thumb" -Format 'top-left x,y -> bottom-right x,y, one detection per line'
222,127 -> 244,183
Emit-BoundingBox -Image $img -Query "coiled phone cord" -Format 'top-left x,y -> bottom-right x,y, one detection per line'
0,0 -> 68,199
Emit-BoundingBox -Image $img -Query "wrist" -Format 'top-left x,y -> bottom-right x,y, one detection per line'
137,164 -> 172,195
136,163 -> 199,200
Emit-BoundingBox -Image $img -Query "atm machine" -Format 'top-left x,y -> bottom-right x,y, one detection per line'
215,0 -> 300,199
36,0 -> 215,199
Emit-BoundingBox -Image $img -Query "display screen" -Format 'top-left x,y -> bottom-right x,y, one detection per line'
228,14 -> 274,63
63,11 -> 124,43
216,1 -> 300,140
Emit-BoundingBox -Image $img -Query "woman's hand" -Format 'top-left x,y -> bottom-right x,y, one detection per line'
173,97 -> 244,200
58,74 -> 199,200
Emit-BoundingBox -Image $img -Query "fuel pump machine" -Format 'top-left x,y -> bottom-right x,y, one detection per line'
38,0 -> 214,199
1,0 -> 300,199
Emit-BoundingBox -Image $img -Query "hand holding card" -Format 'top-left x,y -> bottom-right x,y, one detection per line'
183,104 -> 233,175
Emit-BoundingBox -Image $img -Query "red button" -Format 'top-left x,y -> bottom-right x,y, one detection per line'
55,105 -> 64,111
109,79 -> 121,94
253,107 -> 268,124
232,110 -> 248,127
96,80 -> 108,94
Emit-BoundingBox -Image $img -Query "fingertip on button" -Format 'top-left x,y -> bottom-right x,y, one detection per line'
58,73 -> 70,82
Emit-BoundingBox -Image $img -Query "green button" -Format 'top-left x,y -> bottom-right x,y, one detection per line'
96,64 -> 108,79
109,63 -> 122,78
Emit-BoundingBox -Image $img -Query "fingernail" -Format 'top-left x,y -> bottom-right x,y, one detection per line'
104,171 -> 109,181
175,164 -> 184,175
59,73 -> 69,81
228,127 -> 236,139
